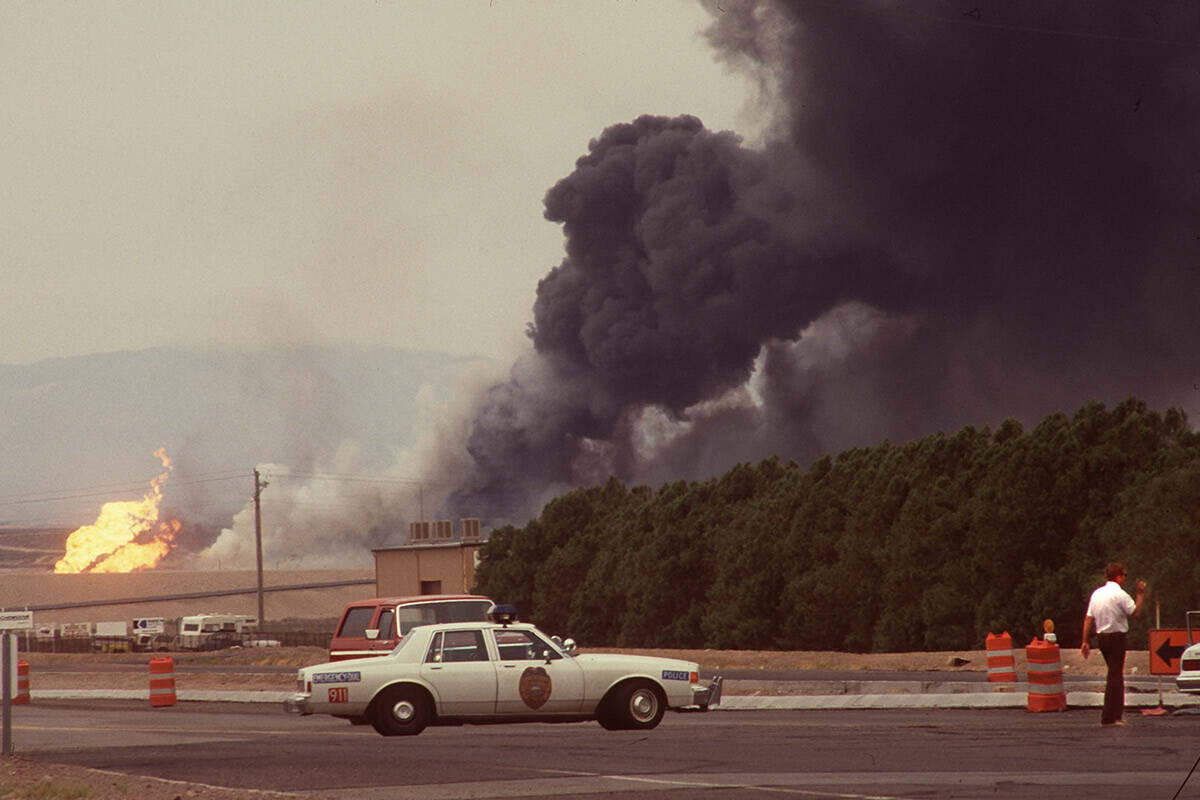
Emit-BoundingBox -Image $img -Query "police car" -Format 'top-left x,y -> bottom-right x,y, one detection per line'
1178,642 -> 1200,694
284,606 -> 722,735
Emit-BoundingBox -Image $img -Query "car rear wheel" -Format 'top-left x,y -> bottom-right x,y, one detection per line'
600,680 -> 665,731
370,686 -> 430,736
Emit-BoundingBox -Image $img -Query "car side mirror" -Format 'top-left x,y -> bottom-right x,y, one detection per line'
364,628 -> 379,640
562,638 -> 577,655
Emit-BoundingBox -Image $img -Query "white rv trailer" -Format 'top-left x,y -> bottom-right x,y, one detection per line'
177,613 -> 258,650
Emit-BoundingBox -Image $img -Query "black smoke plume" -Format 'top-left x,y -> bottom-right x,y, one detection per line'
442,0 -> 1200,526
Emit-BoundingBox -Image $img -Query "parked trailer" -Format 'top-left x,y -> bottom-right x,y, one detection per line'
92,621 -> 129,652
177,613 -> 258,650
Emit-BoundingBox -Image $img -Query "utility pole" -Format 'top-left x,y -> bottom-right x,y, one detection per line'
254,469 -> 268,627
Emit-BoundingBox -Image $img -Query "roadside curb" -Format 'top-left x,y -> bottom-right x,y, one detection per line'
720,691 -> 1200,710
30,690 -> 292,703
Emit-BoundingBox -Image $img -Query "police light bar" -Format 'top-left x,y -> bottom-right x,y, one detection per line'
487,604 -> 519,625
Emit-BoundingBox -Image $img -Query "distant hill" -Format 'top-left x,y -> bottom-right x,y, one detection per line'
0,345 -> 481,529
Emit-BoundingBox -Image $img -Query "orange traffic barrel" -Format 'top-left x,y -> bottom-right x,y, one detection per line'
1025,637 -> 1067,712
149,656 -> 176,707
986,631 -> 1016,682
13,660 -> 29,705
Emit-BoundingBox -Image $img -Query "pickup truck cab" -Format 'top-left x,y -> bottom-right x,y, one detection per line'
329,595 -> 494,661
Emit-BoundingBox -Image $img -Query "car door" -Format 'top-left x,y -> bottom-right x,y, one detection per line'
368,608 -> 397,654
419,629 -> 497,716
491,629 -> 584,714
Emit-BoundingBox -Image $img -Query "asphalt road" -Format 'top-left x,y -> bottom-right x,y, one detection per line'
10,700 -> 1200,799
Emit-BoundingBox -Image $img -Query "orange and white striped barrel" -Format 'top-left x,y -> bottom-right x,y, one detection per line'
149,656 -> 176,707
985,631 -> 1016,682
13,659 -> 29,705
1025,637 -> 1067,712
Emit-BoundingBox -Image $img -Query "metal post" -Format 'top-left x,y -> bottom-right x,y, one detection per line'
254,469 -> 266,626
2,632 -> 13,755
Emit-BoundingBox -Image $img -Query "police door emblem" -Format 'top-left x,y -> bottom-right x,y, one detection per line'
519,666 -> 552,710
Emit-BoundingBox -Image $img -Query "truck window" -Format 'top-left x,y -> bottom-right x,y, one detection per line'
396,600 -> 494,636
397,606 -> 439,637
338,607 -> 376,638
377,609 -> 396,640
436,600 -> 495,623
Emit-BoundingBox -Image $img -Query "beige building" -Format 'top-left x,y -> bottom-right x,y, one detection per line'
372,519 -> 486,597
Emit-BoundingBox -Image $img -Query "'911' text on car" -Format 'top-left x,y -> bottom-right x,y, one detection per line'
284,606 -> 722,735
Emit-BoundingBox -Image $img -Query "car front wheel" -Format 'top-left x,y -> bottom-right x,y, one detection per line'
370,686 -> 430,736
600,681 -> 665,731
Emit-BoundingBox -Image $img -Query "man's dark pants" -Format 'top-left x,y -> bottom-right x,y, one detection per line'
1097,632 -> 1127,724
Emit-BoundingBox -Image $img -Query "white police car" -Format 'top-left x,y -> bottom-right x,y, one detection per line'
1178,642 -> 1200,694
284,606 -> 722,735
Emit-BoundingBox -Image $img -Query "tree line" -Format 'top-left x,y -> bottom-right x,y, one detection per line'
473,398 -> 1200,652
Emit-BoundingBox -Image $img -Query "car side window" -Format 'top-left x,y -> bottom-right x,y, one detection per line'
442,630 -> 488,662
491,630 -> 560,661
425,631 -> 444,663
425,630 -> 488,663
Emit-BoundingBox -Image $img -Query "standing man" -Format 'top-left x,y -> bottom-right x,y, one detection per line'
1081,563 -> 1146,727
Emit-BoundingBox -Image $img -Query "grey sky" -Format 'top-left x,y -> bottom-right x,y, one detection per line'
2,1 -> 756,366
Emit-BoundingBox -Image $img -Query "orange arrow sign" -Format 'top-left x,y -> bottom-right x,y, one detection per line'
1149,629 -> 1193,675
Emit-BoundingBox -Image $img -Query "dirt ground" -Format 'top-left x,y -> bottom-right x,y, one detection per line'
2,644 -> 1140,799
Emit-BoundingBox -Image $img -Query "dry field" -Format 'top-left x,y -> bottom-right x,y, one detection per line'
0,569 -> 375,626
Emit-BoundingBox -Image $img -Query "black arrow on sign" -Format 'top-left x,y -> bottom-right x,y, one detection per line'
1156,638 -> 1187,666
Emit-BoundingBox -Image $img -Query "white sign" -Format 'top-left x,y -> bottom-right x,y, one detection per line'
133,617 -> 165,633
60,622 -> 91,638
0,611 -> 32,631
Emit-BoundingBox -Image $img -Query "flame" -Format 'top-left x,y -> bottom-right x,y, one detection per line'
54,448 -> 181,573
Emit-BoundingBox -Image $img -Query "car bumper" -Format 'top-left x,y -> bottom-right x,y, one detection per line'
691,675 -> 723,710
1177,676 -> 1200,694
284,693 -> 312,715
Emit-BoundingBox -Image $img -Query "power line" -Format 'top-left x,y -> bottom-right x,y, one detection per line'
0,470 -> 249,503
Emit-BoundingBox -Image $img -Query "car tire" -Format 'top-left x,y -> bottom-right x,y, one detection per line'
601,680 -> 665,731
596,703 -> 621,731
370,686 -> 430,736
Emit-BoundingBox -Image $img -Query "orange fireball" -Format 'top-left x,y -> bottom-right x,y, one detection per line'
54,448 -> 181,573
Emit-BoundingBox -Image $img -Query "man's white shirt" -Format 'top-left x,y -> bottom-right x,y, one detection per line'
1086,580 -> 1136,633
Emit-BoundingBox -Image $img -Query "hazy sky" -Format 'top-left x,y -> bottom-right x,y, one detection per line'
1,1 -> 756,366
